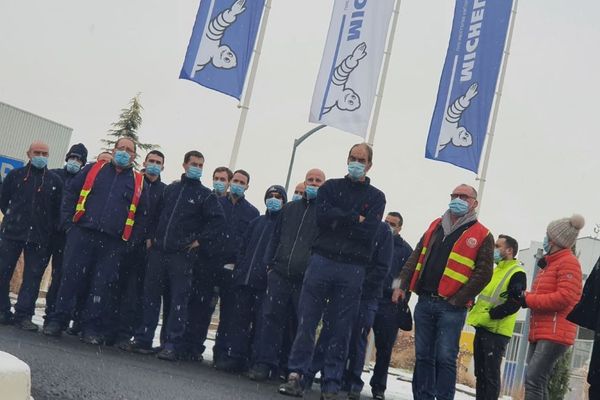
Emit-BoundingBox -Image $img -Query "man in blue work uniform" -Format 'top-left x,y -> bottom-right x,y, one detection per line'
213,169 -> 260,369
308,220 -> 393,400
280,143 -> 386,399
0,141 -> 63,331
247,168 -> 326,382
122,150 -> 226,361
370,212 -> 413,400
109,150 -> 167,346
44,143 -> 88,327
216,185 -> 287,372
43,138 -> 148,344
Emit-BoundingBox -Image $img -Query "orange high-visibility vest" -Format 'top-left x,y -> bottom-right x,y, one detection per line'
409,217 -> 489,298
73,161 -> 144,241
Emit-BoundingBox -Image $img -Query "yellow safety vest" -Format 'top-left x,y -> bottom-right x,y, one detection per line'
467,259 -> 525,337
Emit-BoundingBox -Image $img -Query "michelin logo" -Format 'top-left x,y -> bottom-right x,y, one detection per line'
435,82 -> 478,157
323,42 -> 367,115
193,0 -> 246,76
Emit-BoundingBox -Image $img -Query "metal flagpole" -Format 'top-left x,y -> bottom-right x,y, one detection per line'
366,0 -> 402,146
476,0 -> 519,207
228,0 -> 272,170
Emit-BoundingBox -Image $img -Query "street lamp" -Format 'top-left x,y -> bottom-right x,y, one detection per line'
284,124 -> 327,192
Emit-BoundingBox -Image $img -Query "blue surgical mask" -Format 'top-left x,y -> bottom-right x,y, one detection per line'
213,180 -> 227,194
66,159 -> 81,174
145,164 -> 161,177
305,185 -> 318,200
230,183 -> 246,197
114,150 -> 131,167
186,166 -> 203,180
448,198 -> 469,217
543,235 -> 551,254
266,197 -> 283,212
31,156 -> 48,169
493,249 -> 502,264
292,194 -> 303,202
347,161 -> 366,180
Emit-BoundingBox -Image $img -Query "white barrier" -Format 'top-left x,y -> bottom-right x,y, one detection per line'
0,351 -> 32,400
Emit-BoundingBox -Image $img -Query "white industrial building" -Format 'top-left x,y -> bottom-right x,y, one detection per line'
0,101 -> 73,179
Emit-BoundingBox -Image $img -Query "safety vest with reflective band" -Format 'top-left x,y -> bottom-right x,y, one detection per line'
467,259 -> 525,337
409,218 -> 489,298
73,161 -> 144,241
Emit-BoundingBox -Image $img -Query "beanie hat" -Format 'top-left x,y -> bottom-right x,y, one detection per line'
546,214 -> 585,249
264,185 -> 287,204
65,143 -> 88,165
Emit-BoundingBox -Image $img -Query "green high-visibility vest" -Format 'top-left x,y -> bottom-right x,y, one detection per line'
467,259 -> 525,338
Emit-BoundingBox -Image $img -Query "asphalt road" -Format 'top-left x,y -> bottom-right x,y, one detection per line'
0,325 -> 322,400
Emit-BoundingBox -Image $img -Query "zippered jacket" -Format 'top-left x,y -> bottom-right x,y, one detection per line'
266,198 -> 319,281
526,248 -> 582,346
153,174 -> 226,253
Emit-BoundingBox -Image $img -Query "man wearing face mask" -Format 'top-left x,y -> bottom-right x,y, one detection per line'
109,150 -> 167,346
43,138 -> 148,343
122,150 -> 226,361
280,144 -> 386,399
392,184 -> 493,400
44,143 -> 88,327
248,168 -> 325,382
0,141 -> 62,330
518,215 -> 584,400
212,166 -> 233,197
216,185 -> 288,372
467,235 -> 525,400
292,182 -> 305,202
213,169 -> 260,368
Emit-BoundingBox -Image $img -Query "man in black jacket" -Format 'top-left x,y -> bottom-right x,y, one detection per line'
123,150 -> 226,361
280,144 -> 386,399
0,141 -> 63,330
247,168 -> 326,381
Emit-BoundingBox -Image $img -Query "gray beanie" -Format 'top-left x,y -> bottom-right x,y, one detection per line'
547,214 -> 585,249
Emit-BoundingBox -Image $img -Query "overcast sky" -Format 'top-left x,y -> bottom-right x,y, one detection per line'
1,0 -> 599,255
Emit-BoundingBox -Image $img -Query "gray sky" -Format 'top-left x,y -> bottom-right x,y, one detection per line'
1,0 -> 599,251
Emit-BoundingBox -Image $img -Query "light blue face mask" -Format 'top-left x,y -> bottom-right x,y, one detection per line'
543,235 -> 551,253
114,150 -> 131,167
145,164 -> 161,177
66,159 -> 81,174
31,156 -> 48,169
186,166 -> 203,180
292,194 -> 303,202
230,183 -> 246,197
493,248 -> 502,264
266,197 -> 283,212
305,185 -> 318,200
448,198 -> 469,217
347,161 -> 366,180
213,180 -> 227,194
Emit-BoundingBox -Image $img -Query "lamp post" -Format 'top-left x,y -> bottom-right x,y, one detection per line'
284,124 -> 327,193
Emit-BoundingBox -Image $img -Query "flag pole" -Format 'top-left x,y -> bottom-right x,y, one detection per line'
366,0 -> 402,146
229,0 -> 272,170
476,0 -> 519,207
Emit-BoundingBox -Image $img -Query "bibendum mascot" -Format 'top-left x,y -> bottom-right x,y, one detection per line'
435,82 -> 479,157
323,42 -> 368,114
193,0 -> 247,76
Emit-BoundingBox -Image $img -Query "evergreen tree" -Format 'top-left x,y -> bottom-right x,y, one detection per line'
548,348 -> 572,400
101,94 -> 157,166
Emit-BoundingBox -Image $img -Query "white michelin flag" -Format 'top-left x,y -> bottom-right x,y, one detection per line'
309,0 -> 395,138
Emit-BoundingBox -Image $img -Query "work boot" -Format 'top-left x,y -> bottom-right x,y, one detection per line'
15,318 -> 38,332
279,372 -> 304,397
66,321 -> 81,336
0,312 -> 14,325
247,363 -> 271,381
214,355 -> 244,373
42,321 -> 62,337
119,339 -> 156,355
371,389 -> 385,400
157,348 -> 177,362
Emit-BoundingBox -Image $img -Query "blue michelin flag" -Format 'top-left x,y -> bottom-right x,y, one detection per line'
180,0 -> 266,99
425,0 -> 513,173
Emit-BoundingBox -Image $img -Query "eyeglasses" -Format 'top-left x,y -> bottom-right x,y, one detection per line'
450,193 -> 474,201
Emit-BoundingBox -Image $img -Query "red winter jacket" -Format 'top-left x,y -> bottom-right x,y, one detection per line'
526,248 -> 583,346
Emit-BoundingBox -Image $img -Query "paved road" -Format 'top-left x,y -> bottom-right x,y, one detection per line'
0,325 -> 322,400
